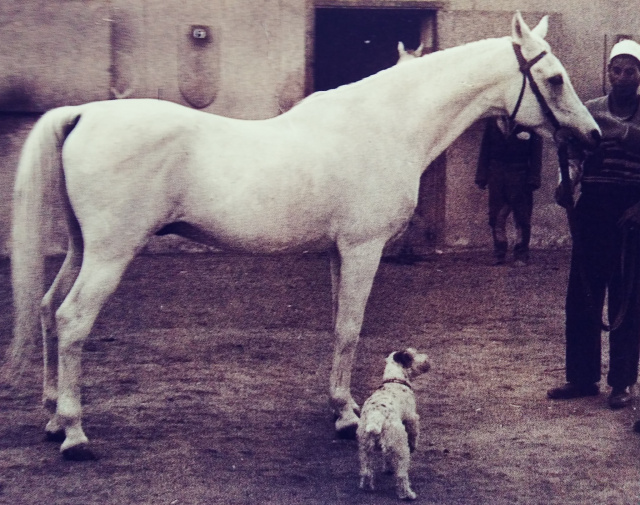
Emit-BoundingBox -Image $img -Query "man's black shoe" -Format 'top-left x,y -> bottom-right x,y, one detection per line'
608,387 -> 632,409
547,383 -> 599,400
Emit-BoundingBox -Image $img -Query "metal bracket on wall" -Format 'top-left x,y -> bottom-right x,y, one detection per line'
178,24 -> 219,109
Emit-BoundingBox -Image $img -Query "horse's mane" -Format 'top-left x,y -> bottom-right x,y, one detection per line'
295,36 -> 514,109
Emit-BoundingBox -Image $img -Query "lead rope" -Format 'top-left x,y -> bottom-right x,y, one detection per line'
612,228 -> 637,331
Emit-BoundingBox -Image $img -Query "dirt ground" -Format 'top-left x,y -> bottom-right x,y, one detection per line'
0,249 -> 639,505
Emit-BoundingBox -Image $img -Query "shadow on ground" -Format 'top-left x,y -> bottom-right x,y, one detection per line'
0,250 -> 638,504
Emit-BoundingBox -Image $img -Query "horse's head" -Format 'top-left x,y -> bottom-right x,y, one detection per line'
507,12 -> 600,147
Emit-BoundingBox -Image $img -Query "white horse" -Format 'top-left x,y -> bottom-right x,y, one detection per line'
3,12 -> 599,460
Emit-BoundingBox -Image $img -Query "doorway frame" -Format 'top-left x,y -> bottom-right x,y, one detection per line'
306,0 -> 446,96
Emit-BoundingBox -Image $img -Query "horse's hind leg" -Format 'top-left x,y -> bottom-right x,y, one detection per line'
53,252 -> 134,460
329,248 -> 340,327
330,239 -> 384,437
41,233 -> 83,441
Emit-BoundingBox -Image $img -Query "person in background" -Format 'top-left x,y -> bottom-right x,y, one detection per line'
475,117 -> 543,266
547,39 -> 640,410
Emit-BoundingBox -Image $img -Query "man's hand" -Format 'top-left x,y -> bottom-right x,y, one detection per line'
619,201 -> 640,228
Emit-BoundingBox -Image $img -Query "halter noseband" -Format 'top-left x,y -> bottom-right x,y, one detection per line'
508,43 -> 561,132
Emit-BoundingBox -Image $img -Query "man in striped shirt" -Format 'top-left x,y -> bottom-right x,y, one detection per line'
548,39 -> 640,410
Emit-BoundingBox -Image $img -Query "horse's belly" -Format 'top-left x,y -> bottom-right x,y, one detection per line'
157,220 -> 333,254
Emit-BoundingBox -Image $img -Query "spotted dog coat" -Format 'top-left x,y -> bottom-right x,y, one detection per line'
356,348 -> 431,500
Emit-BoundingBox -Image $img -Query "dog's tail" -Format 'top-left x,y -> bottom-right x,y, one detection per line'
364,410 -> 386,436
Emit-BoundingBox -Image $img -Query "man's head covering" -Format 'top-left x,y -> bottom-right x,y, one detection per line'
609,39 -> 640,66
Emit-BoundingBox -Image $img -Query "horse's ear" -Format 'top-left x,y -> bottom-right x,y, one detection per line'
415,43 -> 424,57
531,15 -> 549,39
393,349 -> 414,368
511,11 -> 531,44
397,41 -> 407,56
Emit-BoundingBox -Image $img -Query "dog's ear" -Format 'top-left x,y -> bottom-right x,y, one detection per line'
393,350 -> 414,368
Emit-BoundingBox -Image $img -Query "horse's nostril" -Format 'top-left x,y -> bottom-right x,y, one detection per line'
591,129 -> 601,144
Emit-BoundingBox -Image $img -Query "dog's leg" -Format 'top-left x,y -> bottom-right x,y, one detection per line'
358,434 -> 376,491
391,436 -> 417,500
358,453 -> 375,490
403,415 -> 420,453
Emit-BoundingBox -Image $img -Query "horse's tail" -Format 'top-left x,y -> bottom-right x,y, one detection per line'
2,106 -> 81,385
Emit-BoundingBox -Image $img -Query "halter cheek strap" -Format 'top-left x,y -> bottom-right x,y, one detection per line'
509,43 -> 562,132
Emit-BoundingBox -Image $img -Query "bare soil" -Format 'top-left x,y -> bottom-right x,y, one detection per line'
0,250 -> 639,505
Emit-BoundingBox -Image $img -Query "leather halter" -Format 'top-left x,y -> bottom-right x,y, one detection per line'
380,378 -> 412,390
508,43 -> 561,132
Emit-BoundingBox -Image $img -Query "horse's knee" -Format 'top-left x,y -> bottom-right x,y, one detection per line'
55,309 -> 87,353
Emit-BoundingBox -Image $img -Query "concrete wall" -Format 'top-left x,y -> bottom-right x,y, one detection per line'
108,0 -> 307,119
1,0 -> 639,255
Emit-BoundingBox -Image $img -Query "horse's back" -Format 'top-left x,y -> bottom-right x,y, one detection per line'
59,97 -> 416,255
57,100 -> 338,253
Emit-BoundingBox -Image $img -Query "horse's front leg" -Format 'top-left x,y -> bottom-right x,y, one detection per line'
330,240 -> 384,438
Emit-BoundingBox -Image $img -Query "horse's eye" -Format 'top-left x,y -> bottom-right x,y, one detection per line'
548,74 -> 564,86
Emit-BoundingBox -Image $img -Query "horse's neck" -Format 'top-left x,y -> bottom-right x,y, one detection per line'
300,37 -> 515,172
288,37 -> 516,174
392,37 -> 515,167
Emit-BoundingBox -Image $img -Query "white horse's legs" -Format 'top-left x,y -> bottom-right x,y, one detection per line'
330,240 -> 384,437
53,254 -> 133,459
41,235 -> 83,441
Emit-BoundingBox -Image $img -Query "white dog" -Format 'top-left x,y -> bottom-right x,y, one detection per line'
357,348 -> 431,500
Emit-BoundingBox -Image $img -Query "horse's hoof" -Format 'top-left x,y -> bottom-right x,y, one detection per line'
44,430 -> 65,443
335,423 -> 358,440
61,444 -> 97,461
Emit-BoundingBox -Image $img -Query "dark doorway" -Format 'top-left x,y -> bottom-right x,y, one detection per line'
314,9 -> 425,91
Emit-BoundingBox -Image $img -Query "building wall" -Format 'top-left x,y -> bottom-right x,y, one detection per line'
0,0 -> 308,255
0,0 -> 639,255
